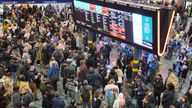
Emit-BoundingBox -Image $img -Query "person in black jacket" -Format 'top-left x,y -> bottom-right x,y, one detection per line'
93,90 -> 102,108
8,58 -> 19,85
87,67 -> 102,100
153,74 -> 164,107
162,83 -> 175,108
98,64 -> 107,91
143,96 -> 156,108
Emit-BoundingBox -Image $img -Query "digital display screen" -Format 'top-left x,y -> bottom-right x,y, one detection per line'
73,0 -> 154,49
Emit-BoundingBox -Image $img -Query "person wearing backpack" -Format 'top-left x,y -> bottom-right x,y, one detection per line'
94,90 -> 108,108
80,80 -> 92,108
104,79 -> 119,108
48,62 -> 60,91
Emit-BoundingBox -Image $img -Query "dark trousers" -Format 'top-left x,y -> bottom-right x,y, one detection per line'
51,80 -> 58,91
137,94 -> 145,108
63,78 -> 67,94
154,92 -> 161,107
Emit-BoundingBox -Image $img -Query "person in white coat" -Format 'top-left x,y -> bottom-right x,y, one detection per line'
113,93 -> 125,108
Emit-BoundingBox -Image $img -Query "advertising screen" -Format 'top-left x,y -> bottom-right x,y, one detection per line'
73,0 -> 156,50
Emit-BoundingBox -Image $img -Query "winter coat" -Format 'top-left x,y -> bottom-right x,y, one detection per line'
153,78 -> 164,94
87,71 -> 102,89
162,90 -> 175,108
52,49 -> 64,63
165,73 -> 179,89
22,92 -> 33,107
47,44 -> 55,58
12,92 -> 22,108
34,42 -> 42,61
137,83 -> 147,96
2,75 -> 13,94
17,81 -> 32,94
48,64 -> 60,82
116,69 -> 123,84
51,97 -> 65,108
8,60 -> 19,73
42,46 -> 49,65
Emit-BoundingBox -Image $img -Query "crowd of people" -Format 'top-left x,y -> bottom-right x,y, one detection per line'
0,2 -> 191,108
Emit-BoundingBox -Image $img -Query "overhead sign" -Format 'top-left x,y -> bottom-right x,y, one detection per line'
73,0 -> 175,56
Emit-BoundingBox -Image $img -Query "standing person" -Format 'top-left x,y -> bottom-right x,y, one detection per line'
41,42 -> 49,67
113,93 -> 125,108
98,64 -> 107,90
47,40 -> 55,63
104,79 -> 119,108
12,86 -> 22,108
80,80 -> 92,108
164,69 -> 179,91
51,92 -> 65,108
0,79 -> 6,108
143,96 -> 155,108
22,88 -> 34,108
153,74 -> 164,107
17,75 -> 32,94
180,60 -> 189,81
162,83 -> 176,108
176,95 -> 190,108
2,72 -> 13,95
93,90 -> 104,108
34,40 -> 42,65
48,62 -> 60,91
78,60 -> 88,85
66,75 -> 78,98
8,57 -> 19,85
87,67 -> 102,99
42,84 -> 55,108
114,66 -> 123,92
52,46 -> 64,67
148,58 -> 159,83
117,52 -> 127,72
135,79 -> 148,108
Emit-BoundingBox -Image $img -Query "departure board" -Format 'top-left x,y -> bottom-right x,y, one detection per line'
73,0 -> 154,50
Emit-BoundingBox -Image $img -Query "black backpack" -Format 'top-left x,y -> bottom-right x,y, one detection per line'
82,87 -> 90,102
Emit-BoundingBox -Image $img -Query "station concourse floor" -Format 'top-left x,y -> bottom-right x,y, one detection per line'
8,18 -> 192,108
7,48 -> 191,108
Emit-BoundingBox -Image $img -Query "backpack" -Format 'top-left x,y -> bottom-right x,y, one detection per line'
99,96 -> 108,108
82,87 -> 90,102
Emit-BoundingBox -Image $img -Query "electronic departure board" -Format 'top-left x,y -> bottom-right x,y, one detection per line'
73,0 -> 175,56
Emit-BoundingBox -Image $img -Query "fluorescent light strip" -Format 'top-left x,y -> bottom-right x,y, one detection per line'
158,10 -> 175,56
